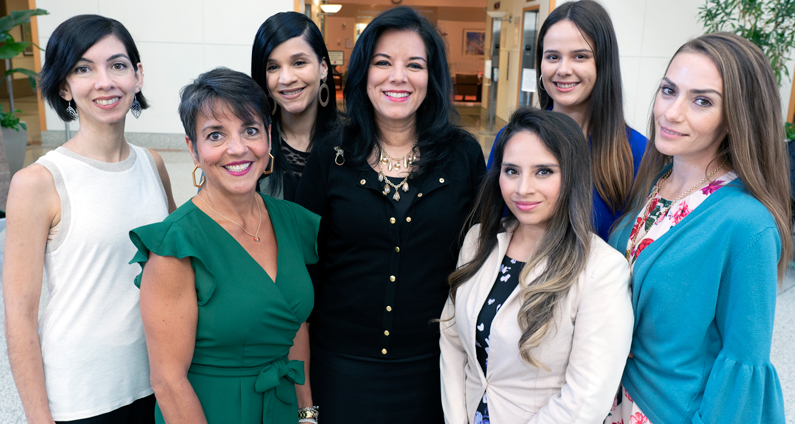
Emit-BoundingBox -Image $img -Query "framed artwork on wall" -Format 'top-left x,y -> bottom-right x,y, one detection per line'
463,29 -> 485,56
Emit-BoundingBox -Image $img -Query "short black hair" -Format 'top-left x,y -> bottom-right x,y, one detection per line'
340,6 -> 460,174
39,14 -> 149,122
178,67 -> 272,154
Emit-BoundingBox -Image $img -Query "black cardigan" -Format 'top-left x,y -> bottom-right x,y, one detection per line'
295,132 -> 486,359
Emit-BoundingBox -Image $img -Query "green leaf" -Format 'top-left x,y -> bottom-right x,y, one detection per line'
0,9 -> 48,33
0,41 -> 28,59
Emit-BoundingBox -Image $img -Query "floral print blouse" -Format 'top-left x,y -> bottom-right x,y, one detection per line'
474,255 -> 525,424
626,171 -> 737,268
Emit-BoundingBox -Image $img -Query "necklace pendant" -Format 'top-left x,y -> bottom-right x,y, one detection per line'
384,184 -> 390,194
394,162 -> 401,169
378,172 -> 384,182
388,162 -> 393,171
254,237 -> 260,242
402,181 -> 409,192
393,191 -> 401,201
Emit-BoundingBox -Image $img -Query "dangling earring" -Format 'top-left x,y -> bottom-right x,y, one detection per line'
263,153 -> 275,175
538,75 -> 546,91
318,76 -> 330,108
130,94 -> 142,119
191,164 -> 205,188
66,100 -> 78,120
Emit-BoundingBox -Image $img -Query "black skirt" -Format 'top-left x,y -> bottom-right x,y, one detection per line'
310,343 -> 443,424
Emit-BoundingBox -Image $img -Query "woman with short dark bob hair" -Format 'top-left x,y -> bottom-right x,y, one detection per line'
132,67 -> 320,423
441,108 -> 632,423
251,11 -> 338,201
3,14 -> 174,423
295,6 -> 486,423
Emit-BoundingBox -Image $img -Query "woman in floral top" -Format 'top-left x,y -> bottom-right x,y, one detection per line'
607,33 -> 791,424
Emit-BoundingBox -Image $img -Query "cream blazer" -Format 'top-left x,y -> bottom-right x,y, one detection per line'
440,224 -> 633,423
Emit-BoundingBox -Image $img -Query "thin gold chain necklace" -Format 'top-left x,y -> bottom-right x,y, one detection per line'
196,193 -> 262,242
625,162 -> 725,261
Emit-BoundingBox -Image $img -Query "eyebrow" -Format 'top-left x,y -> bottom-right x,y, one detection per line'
76,53 -> 131,64
543,48 -> 592,54
502,162 -> 560,168
662,77 -> 722,97
267,52 -> 311,63
372,52 -> 427,63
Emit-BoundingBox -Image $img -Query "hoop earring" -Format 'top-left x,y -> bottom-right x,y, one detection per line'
318,77 -> 330,108
66,100 -> 78,120
263,153 -> 275,175
538,75 -> 545,91
130,94 -> 142,119
191,164 -> 205,188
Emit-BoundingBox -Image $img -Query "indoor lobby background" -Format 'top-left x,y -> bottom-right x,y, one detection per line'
0,0 -> 794,422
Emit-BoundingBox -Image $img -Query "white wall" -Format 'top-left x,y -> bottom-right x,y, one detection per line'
599,0 -> 794,134
36,0 -> 294,134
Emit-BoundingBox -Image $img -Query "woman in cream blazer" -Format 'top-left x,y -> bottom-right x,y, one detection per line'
440,108 -> 633,424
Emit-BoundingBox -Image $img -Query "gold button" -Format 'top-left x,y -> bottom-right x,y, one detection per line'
406,217 -> 412,222
439,178 -> 445,183
386,306 -> 392,312
417,193 -> 423,197
384,330 -> 390,336
390,217 -> 396,224
395,246 -> 400,253
381,348 -> 387,355
389,275 -> 396,282
360,179 -> 366,185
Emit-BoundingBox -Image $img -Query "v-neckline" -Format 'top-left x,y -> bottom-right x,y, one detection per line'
191,193 -> 280,284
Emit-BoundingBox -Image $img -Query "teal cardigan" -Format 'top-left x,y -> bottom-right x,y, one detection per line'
608,175 -> 785,424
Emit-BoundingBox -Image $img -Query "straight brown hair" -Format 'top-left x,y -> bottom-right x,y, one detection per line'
627,32 -> 792,280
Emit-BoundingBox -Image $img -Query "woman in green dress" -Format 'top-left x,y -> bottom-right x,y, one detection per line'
130,67 -> 320,424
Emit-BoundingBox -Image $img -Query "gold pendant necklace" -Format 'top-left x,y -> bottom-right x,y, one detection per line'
196,193 -> 262,242
377,140 -> 417,201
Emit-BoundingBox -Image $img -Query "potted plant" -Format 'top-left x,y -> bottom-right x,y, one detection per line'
0,8 -> 47,179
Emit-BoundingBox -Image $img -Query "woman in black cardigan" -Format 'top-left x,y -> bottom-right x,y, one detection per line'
295,6 -> 486,423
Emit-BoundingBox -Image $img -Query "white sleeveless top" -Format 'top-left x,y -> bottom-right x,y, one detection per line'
35,144 -> 168,421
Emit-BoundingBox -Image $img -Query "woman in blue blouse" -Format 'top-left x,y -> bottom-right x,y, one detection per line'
487,0 -> 646,239
607,32 -> 790,424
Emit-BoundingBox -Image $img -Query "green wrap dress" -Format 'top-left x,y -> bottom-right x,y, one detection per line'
130,194 -> 319,424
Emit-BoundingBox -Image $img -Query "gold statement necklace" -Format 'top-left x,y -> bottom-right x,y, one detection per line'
377,139 -> 417,202
196,193 -> 262,242
625,162 -> 725,261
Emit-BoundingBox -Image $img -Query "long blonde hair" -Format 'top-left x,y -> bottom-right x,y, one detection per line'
627,32 -> 792,280
448,108 -> 592,368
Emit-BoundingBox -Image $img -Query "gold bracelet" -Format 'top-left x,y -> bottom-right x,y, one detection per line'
298,406 -> 319,419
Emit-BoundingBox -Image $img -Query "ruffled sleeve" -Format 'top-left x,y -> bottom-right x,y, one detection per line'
129,212 -> 217,305
694,227 -> 785,424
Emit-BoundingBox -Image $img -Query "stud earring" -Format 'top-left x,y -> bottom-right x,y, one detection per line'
66,100 -> 78,120
191,164 -> 205,188
318,76 -> 330,107
130,94 -> 142,119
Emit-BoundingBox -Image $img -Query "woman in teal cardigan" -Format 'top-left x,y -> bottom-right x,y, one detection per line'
607,33 -> 790,424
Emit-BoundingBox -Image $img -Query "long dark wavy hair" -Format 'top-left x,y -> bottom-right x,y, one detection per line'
251,12 -> 338,196
339,6 -> 463,173
536,0 -> 633,213
627,33 -> 792,280
448,108 -> 593,368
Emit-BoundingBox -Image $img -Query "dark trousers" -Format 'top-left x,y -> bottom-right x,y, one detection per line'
56,395 -> 155,424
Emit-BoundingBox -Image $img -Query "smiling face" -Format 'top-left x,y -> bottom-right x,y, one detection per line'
266,35 -> 328,118
60,35 -> 142,127
500,131 -> 562,234
188,101 -> 271,196
540,20 -> 597,116
653,52 -> 726,164
366,29 -> 428,129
